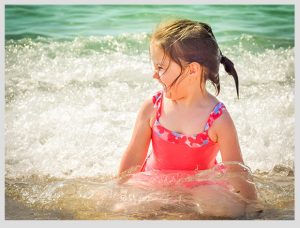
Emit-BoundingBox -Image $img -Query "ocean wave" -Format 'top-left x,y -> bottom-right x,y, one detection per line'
5,34 -> 294,179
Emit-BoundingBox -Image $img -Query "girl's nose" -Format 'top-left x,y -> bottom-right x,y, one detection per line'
152,71 -> 160,79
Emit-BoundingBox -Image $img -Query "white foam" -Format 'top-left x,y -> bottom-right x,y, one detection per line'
5,37 -> 294,178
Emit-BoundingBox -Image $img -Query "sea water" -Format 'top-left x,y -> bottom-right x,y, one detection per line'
5,5 -> 294,220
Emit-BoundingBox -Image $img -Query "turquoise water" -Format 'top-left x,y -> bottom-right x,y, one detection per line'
5,5 -> 294,220
6,5 -> 294,48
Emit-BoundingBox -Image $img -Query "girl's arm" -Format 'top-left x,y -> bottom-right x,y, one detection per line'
213,110 -> 258,201
118,98 -> 154,176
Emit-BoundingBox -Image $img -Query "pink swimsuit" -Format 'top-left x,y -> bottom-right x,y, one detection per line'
140,91 -> 226,172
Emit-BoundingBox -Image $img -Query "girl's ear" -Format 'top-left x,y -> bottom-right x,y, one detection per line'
188,62 -> 202,76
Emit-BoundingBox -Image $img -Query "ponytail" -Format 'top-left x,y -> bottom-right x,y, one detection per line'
220,55 -> 239,99
203,26 -> 240,99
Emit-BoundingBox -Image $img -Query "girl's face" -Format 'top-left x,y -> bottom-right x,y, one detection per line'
150,42 -> 192,100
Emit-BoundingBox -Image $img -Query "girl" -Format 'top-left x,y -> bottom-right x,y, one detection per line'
118,19 -> 257,201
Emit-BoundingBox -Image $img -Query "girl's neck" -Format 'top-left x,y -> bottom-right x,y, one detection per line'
168,87 -> 213,108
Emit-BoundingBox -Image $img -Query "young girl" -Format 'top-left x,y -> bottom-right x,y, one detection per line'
118,19 -> 257,201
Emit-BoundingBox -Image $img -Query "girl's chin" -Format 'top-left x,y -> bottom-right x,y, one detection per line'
164,89 -> 184,101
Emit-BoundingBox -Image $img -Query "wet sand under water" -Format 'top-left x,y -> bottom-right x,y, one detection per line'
4,194 -> 221,220
5,194 -> 74,220
5,166 -> 295,220
5,193 -> 294,220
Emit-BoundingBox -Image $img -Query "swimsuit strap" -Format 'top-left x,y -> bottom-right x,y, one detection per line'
152,91 -> 226,133
203,102 -> 226,133
141,91 -> 163,172
152,91 -> 163,120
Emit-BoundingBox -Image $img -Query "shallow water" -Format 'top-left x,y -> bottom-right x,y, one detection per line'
5,163 -> 294,220
5,5 -> 294,220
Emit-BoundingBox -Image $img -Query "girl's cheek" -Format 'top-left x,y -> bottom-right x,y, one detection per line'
160,74 -> 173,86
159,75 -> 166,84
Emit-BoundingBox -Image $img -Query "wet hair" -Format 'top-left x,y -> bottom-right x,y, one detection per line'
150,18 -> 239,98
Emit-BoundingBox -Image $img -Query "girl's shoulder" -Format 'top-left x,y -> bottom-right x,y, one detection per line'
208,100 -> 234,134
203,94 -> 230,127
139,96 -> 156,119
137,94 -> 158,128
206,94 -> 226,116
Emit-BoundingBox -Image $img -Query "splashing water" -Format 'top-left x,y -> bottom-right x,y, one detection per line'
5,162 -> 294,219
5,5 -> 294,220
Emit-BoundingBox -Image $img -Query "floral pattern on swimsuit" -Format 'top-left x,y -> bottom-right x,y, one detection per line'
152,91 -> 226,148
